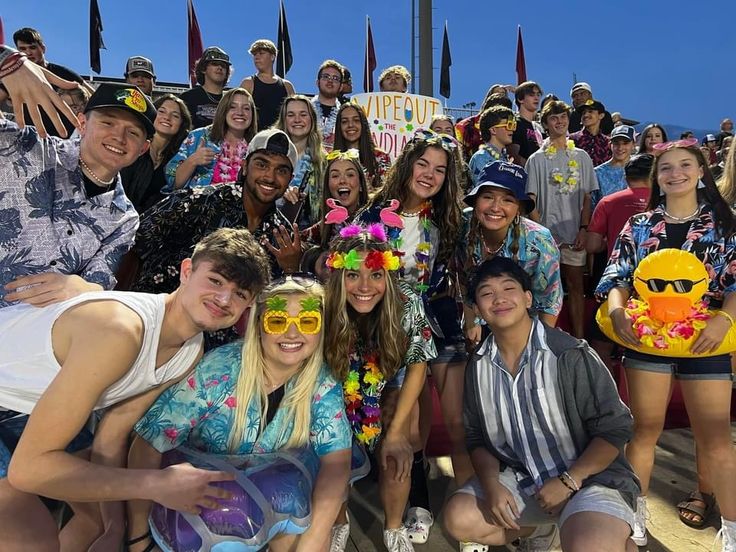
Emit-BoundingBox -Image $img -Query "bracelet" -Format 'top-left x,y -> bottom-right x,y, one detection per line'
0,57 -> 26,80
0,46 -> 20,68
560,470 -> 580,491
558,475 -> 577,494
716,310 -> 735,326
0,51 -> 23,71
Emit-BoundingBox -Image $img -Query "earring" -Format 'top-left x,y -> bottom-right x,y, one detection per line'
697,179 -> 706,189
514,214 -> 521,225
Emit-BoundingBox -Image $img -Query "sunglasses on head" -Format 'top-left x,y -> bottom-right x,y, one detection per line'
492,118 -> 517,131
412,128 -> 458,150
636,277 -> 705,293
263,311 -> 322,335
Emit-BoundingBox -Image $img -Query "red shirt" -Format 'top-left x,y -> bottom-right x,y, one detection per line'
588,187 -> 650,257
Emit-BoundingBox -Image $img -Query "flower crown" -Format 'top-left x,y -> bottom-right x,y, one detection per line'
325,223 -> 401,271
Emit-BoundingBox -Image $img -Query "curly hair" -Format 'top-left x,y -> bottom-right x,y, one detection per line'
368,139 -> 462,263
323,236 -> 406,381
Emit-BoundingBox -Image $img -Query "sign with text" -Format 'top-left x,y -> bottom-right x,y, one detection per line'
350,93 -> 443,160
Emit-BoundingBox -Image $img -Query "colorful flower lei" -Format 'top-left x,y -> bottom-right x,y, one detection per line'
344,350 -> 385,449
388,200 -> 433,294
325,249 -> 400,271
625,297 -> 711,350
544,139 -> 579,194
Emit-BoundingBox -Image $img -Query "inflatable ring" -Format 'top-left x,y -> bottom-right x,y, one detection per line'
150,447 -> 320,552
597,249 -> 736,357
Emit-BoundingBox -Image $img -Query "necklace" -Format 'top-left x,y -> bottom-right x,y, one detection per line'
482,237 -> 505,256
387,200 -> 434,294
544,139 -> 580,194
663,204 -> 701,222
203,87 -> 222,103
311,96 -> 339,148
344,345 -> 385,450
79,157 -> 116,188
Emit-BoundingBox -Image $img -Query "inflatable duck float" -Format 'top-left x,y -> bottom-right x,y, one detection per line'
596,249 -> 736,357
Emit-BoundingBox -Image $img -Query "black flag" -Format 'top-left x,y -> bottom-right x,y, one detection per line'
89,0 -> 105,74
439,21 -> 452,99
276,0 -> 293,77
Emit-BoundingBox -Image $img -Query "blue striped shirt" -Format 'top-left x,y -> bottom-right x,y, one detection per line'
478,318 -> 577,495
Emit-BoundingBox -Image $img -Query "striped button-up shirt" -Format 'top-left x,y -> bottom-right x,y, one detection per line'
478,318 -> 578,495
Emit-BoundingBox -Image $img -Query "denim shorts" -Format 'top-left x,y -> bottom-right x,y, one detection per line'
455,468 -> 635,532
623,349 -> 733,381
0,411 -> 94,478
428,295 -> 468,365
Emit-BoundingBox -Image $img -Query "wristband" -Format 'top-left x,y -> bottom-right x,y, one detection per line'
716,310 -> 735,326
560,470 -> 580,492
0,57 -> 25,80
558,475 -> 577,494
0,46 -> 20,68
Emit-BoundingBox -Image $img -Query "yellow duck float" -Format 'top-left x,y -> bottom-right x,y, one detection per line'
596,249 -> 736,357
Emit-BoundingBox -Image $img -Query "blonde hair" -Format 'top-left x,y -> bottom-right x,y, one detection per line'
718,138 -> 736,206
228,279 -> 325,452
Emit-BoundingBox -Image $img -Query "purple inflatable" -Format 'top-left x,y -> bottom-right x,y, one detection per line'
149,447 -> 319,552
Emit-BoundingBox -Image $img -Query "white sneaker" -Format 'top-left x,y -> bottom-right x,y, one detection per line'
330,521 -> 350,552
632,496 -> 649,547
507,524 -> 560,551
459,541 -> 489,552
384,526 -> 415,552
715,517 -> 736,552
404,506 -> 433,544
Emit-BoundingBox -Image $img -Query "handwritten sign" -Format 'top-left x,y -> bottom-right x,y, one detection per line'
350,93 -> 443,160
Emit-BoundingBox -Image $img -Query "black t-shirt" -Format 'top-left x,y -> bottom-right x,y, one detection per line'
318,102 -> 333,119
665,222 -> 690,249
82,173 -> 114,199
179,86 -> 223,130
121,152 -> 171,213
512,117 -> 542,161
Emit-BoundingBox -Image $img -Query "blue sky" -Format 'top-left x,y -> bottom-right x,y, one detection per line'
3,1 -> 733,130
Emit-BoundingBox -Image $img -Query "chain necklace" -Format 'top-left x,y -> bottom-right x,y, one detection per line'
79,157 -> 116,188
663,204 -> 700,222
202,86 -> 222,104
483,237 -> 505,256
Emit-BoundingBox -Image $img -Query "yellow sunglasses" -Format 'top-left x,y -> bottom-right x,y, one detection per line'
492,118 -> 517,131
263,311 -> 322,335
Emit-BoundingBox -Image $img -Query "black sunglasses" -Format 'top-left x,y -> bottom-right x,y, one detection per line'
636,277 -> 705,294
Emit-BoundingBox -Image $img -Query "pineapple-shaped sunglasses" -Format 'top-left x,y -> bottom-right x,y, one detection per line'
262,295 -> 322,335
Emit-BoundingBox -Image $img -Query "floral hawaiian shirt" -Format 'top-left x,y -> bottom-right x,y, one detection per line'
468,144 -> 510,185
0,121 -> 138,307
457,212 -> 563,316
135,341 -> 351,457
595,204 -> 736,306
570,128 -> 612,168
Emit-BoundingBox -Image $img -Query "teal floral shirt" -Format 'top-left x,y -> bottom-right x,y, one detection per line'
135,341 -> 351,457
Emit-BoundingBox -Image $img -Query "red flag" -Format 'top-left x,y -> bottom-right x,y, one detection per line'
515,25 -> 527,85
363,17 -> 377,93
187,0 -> 204,86
0,16 -> 5,46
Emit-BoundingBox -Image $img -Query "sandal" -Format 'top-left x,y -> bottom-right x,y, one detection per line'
126,530 -> 157,552
677,490 -> 715,529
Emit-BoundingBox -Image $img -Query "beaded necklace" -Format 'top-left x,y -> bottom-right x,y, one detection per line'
311,96 -> 339,148
344,344 -> 385,450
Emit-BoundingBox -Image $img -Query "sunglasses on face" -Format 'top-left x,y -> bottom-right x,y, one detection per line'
636,277 -> 705,293
262,311 -> 322,335
492,118 -> 517,131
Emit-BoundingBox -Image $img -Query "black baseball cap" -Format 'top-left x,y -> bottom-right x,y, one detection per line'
576,99 -> 605,114
84,83 -> 157,137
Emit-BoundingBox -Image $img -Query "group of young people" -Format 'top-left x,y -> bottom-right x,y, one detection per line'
0,27 -> 736,552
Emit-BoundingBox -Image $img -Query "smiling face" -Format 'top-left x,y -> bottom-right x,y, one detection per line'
474,274 -> 532,332
179,259 -> 255,332
656,148 -> 703,200
79,108 -> 150,174
328,159 -> 361,213
284,100 -> 312,140
473,188 -> 521,234
126,72 -> 154,96
225,93 -> 253,135
580,108 -> 604,129
644,128 -> 664,151
243,152 -> 293,206
339,106 -> 363,147
407,145 -> 448,206
260,293 -> 322,373
610,137 -> 635,163
430,118 -> 455,136
154,99 -> 183,139
544,111 -> 569,139
344,261 -> 387,314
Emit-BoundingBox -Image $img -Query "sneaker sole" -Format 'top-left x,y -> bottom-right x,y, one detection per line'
631,533 -> 648,547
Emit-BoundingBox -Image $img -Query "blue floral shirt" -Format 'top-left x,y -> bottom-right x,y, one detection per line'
135,341 -> 352,457
595,204 -> 736,305
163,127 -> 220,192
458,211 -> 563,315
0,121 -> 138,308
592,161 -> 627,210
468,145 -> 509,185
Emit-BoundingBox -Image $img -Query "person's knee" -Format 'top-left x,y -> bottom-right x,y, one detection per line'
443,495 -> 479,540
631,416 -> 666,440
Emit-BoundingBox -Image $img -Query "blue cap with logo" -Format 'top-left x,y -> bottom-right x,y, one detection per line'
610,125 -> 635,142
463,161 -> 535,213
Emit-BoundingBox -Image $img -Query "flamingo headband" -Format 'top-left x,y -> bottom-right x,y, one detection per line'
325,223 -> 402,271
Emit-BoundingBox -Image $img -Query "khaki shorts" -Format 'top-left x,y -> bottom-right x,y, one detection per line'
559,245 -> 587,267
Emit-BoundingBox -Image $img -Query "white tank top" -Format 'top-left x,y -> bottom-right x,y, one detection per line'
0,291 -> 203,414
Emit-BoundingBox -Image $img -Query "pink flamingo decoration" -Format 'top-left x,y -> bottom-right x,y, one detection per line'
379,199 -> 404,229
324,198 -> 349,225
